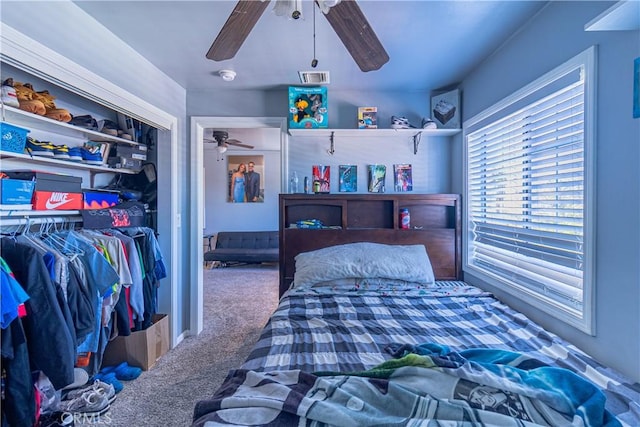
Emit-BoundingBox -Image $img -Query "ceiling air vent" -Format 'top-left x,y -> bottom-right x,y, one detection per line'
298,71 -> 330,84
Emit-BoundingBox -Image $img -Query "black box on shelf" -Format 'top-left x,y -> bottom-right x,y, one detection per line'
4,170 -> 82,193
114,144 -> 147,161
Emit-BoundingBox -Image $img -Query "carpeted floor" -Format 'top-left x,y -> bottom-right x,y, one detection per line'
101,264 -> 279,427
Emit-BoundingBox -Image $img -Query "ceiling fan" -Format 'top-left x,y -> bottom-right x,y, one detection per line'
205,130 -> 255,153
206,0 -> 389,72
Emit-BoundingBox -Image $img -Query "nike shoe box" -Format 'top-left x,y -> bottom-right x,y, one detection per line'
4,170 -> 83,210
32,191 -> 83,210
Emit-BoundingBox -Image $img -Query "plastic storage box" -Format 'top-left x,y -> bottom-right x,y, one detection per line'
0,122 -> 29,154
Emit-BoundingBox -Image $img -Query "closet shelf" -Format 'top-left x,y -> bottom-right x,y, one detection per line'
0,151 -> 137,174
1,105 -> 144,146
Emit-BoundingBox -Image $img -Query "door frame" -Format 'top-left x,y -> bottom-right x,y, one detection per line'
189,116 -> 287,335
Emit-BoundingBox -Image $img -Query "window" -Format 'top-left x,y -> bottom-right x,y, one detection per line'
464,47 -> 596,333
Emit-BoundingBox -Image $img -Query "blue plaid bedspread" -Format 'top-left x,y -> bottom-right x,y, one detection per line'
193,282 -> 640,426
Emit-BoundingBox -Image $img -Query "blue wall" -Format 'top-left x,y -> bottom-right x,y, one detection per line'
459,1 -> 640,382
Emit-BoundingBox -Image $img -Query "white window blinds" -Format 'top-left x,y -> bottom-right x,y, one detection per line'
465,48 -> 595,331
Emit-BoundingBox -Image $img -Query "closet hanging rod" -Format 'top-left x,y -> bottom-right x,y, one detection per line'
0,215 -> 82,228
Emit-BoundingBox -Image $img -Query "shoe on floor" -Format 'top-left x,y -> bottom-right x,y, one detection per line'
62,367 -> 89,391
58,389 -> 110,417
93,372 -> 123,394
66,379 -> 117,404
101,361 -> 142,381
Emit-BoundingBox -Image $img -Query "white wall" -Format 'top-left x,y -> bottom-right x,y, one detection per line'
203,127 -> 282,233
288,134 -> 451,194
459,1 -> 640,382
189,88 -> 456,227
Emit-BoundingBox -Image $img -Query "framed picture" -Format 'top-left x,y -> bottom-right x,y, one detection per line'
394,164 -> 413,192
227,154 -> 264,203
634,57 -> 640,119
368,164 -> 386,193
339,165 -> 357,192
312,165 -> 330,193
431,88 -> 461,129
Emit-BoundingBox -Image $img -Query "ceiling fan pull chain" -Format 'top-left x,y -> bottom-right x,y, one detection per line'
311,2 -> 318,68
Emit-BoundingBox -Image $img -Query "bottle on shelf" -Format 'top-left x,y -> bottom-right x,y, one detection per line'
290,171 -> 299,193
400,208 -> 410,229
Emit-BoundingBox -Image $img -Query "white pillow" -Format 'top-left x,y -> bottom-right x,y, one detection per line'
292,242 -> 435,288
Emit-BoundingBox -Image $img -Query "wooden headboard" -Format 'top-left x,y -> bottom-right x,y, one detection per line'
278,193 -> 462,296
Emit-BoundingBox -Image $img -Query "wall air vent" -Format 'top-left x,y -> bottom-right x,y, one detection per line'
298,71 -> 330,84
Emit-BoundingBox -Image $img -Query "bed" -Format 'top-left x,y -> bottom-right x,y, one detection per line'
192,194 -> 639,426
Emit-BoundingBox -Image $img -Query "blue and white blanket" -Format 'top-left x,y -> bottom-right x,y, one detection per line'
193,343 -> 622,426
193,282 -> 640,426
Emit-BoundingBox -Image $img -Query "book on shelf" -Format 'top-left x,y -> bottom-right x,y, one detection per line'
368,164 -> 386,193
394,164 -> 413,192
312,165 -> 330,193
339,165 -> 357,192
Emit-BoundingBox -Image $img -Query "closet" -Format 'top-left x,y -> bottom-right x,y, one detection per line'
1,21 -> 177,426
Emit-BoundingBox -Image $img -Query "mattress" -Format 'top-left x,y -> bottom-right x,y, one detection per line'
194,281 -> 640,426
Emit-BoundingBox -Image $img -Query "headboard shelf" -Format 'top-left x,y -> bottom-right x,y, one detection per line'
279,193 -> 462,296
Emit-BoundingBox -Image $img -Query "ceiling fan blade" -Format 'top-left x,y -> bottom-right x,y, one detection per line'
322,0 -> 389,72
206,0 -> 271,61
227,139 -> 255,149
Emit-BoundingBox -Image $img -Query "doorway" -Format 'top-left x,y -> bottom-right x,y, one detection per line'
189,117 -> 287,335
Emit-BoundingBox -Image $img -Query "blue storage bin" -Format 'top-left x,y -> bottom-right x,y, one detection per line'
0,122 -> 29,154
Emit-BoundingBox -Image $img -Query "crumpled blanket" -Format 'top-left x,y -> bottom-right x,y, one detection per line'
193,343 -> 621,427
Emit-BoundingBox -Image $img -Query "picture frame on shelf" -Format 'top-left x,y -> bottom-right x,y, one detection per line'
339,165 -> 357,192
368,164 -> 386,193
431,88 -> 461,129
394,164 -> 413,192
312,165 -> 330,193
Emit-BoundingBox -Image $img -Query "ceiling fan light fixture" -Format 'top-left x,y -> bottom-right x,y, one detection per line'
217,144 -> 228,153
219,69 -> 236,82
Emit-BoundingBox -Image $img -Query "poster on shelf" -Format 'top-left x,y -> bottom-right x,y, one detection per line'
312,165 -> 330,193
339,165 -> 357,192
394,164 -> 413,192
368,164 -> 386,193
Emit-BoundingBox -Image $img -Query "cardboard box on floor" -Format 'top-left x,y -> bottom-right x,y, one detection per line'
102,314 -> 169,370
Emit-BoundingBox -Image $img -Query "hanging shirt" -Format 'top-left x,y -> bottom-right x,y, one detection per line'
1,259 -> 30,329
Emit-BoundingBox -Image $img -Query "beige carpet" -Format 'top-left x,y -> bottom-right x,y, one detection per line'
100,264 -> 279,426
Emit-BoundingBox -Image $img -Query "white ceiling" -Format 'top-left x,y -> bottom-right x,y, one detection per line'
73,0 -> 549,93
